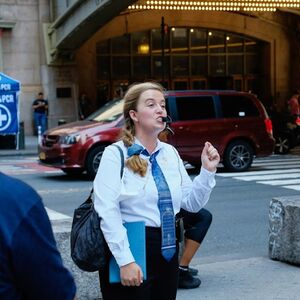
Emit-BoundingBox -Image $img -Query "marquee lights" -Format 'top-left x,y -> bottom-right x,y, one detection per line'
128,0 -> 300,12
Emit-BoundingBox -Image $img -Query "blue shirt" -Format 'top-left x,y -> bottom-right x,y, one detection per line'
94,140 -> 216,267
0,172 -> 76,300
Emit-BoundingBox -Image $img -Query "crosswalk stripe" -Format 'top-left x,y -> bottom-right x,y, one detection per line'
45,207 -> 71,220
37,187 -> 91,195
252,160 -> 300,166
217,149 -> 300,190
253,158 -> 300,164
258,179 -> 300,185
217,168 -> 300,177
253,165 -> 300,170
233,173 -> 300,181
282,185 -> 300,191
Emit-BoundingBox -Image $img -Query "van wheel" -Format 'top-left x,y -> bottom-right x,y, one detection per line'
223,140 -> 253,172
86,146 -> 105,179
274,134 -> 291,154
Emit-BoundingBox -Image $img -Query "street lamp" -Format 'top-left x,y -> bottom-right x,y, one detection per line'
161,16 -> 168,87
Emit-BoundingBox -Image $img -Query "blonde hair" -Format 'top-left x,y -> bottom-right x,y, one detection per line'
121,82 -> 165,176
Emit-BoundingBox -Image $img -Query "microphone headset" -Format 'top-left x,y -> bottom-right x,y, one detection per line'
161,115 -> 174,135
161,116 -> 171,123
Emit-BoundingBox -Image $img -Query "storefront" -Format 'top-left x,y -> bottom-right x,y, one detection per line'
95,27 -> 269,107
1,1 -> 300,133
76,7 -> 292,114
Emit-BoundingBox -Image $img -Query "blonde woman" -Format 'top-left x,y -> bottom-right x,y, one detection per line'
94,82 -> 220,300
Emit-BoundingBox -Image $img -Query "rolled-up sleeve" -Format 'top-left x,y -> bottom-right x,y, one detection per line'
179,158 -> 216,212
93,145 -> 135,267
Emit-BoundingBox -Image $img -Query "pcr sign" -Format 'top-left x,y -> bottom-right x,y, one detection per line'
0,73 -> 20,134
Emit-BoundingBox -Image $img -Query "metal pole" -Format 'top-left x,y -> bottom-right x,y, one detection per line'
38,125 -> 42,145
161,17 -> 165,86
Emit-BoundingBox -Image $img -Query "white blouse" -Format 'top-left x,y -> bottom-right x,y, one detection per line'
93,139 -> 216,267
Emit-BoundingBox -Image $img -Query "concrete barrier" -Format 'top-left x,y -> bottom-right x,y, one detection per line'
51,219 -> 101,300
269,196 -> 300,265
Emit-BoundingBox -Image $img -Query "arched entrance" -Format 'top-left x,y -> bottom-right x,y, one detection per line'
96,27 -> 270,107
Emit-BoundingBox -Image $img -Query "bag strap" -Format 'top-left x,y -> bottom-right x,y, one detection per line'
112,144 -> 125,178
90,144 -> 124,196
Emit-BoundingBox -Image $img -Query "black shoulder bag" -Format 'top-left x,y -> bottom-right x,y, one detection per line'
70,144 -> 124,272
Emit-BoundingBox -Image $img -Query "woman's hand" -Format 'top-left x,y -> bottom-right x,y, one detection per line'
201,142 -> 220,172
120,262 -> 143,287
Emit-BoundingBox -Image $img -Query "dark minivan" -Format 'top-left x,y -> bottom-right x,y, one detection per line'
38,90 -> 275,177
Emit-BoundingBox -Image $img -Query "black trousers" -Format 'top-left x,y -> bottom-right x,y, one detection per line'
99,227 -> 179,300
177,208 -> 212,244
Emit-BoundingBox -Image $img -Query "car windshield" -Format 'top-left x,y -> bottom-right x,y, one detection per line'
86,99 -> 124,122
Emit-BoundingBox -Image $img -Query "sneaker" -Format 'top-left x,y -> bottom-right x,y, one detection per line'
178,269 -> 201,289
188,266 -> 198,276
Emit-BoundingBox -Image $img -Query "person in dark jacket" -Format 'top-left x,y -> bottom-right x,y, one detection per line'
0,172 -> 77,300
32,92 -> 48,134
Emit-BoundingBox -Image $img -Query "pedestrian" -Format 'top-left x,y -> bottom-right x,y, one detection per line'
286,91 -> 300,130
113,86 -> 123,100
93,81 -> 220,300
177,208 -> 212,289
78,93 -> 91,120
32,92 -> 48,134
287,91 -> 300,117
0,172 -> 77,300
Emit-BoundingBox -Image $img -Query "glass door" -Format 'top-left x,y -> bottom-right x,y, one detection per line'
172,79 -> 188,90
191,78 -> 207,90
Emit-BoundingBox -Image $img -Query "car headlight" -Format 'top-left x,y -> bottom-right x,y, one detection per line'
62,134 -> 81,145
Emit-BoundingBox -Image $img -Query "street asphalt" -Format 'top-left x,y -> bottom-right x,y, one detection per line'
1,135 -> 300,299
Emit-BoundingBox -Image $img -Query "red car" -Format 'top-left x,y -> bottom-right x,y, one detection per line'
38,90 -> 275,178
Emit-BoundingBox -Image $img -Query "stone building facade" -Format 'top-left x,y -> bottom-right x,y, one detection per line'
1,1 -> 300,134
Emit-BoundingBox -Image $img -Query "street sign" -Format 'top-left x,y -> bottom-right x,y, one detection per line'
0,73 -> 20,134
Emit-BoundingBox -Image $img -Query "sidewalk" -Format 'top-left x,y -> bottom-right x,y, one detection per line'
176,256 -> 300,300
0,135 -> 38,157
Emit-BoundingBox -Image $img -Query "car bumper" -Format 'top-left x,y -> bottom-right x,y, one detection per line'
38,144 -> 84,169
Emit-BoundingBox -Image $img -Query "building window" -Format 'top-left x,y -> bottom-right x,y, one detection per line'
209,31 -> 225,53
132,31 -> 150,55
112,56 -> 130,77
191,56 -> 207,76
210,55 -> 226,76
96,27 -> 265,94
171,28 -> 188,54
172,56 -> 189,76
191,29 -> 207,53
227,34 -> 243,53
228,55 -> 243,75
56,87 -> 72,98
133,56 -> 150,77
112,35 -> 130,54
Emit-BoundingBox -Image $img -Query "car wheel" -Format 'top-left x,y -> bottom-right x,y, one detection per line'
86,145 -> 105,179
274,134 -> 291,154
62,168 -> 84,176
223,140 -> 254,172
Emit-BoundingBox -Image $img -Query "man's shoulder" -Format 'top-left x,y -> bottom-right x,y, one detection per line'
0,173 -> 43,245
0,173 -> 41,213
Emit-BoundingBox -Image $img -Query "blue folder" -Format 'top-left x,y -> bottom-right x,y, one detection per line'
109,221 -> 147,283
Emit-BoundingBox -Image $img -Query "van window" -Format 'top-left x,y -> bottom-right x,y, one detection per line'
219,95 -> 259,118
175,96 -> 215,120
